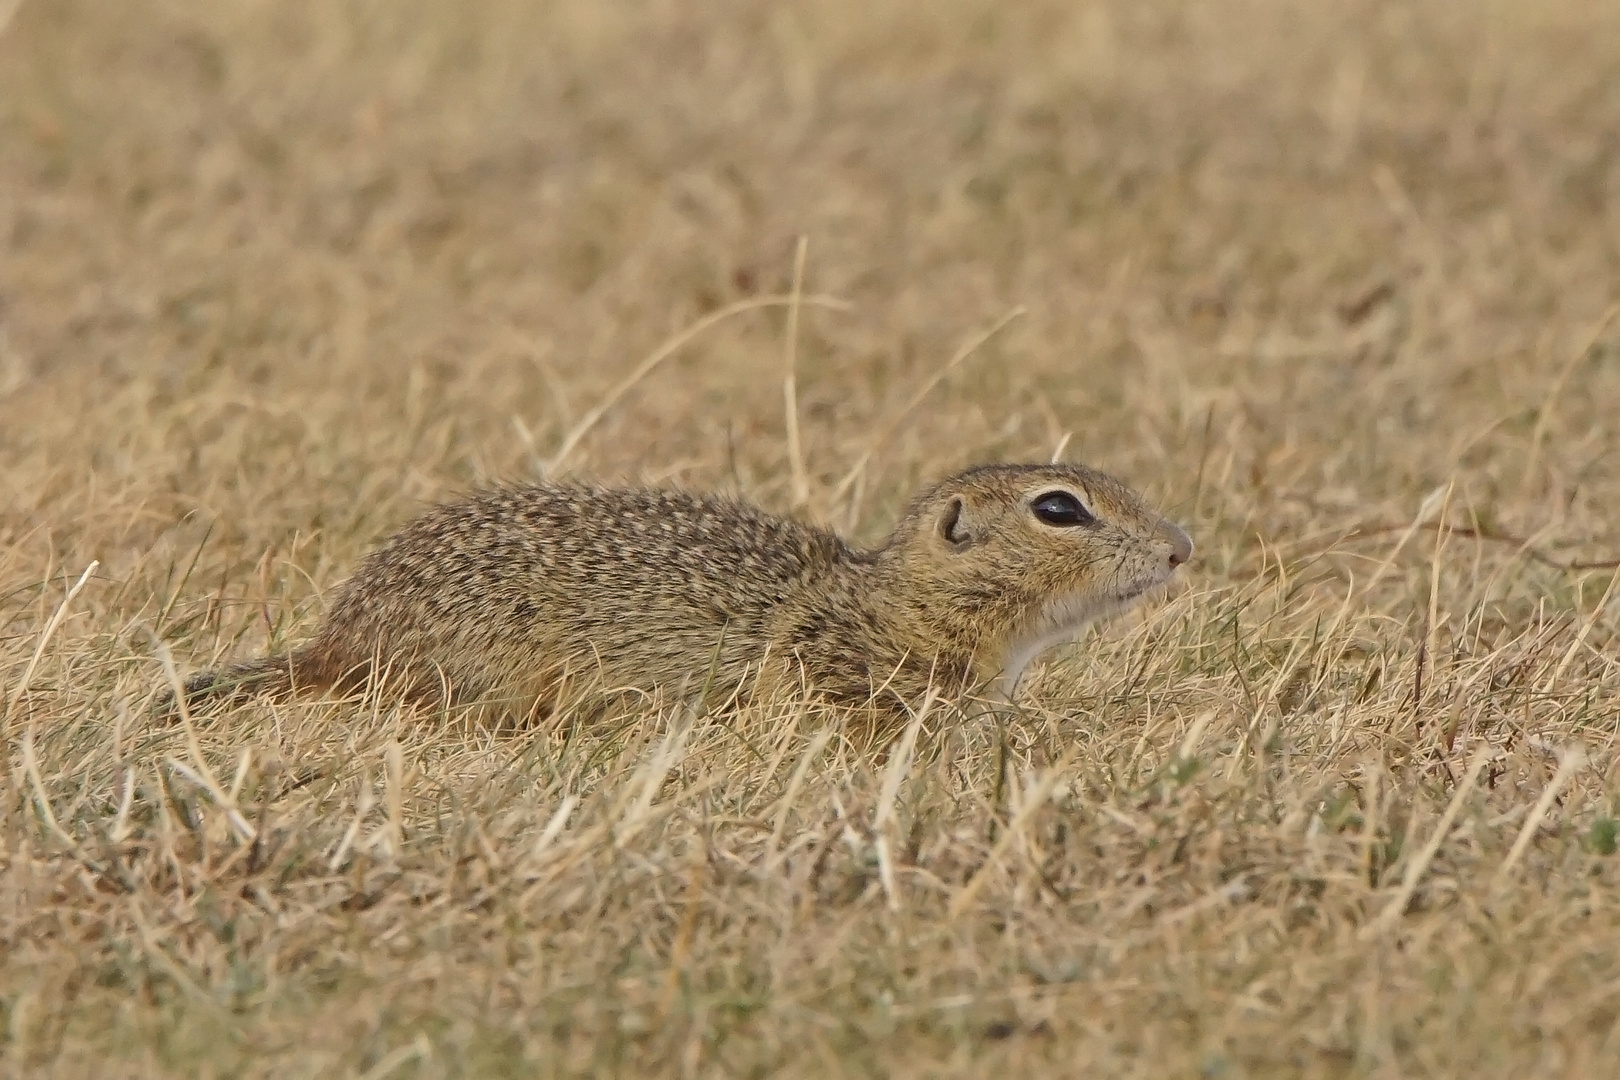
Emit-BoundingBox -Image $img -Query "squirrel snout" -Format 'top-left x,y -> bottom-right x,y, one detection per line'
1162,522 -> 1194,569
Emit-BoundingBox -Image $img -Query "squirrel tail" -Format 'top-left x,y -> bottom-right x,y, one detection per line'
157,650 -> 313,716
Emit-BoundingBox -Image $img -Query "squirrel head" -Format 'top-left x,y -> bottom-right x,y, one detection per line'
878,462 -> 1192,690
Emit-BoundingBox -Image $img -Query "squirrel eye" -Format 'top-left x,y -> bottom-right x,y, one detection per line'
1031,490 -> 1093,527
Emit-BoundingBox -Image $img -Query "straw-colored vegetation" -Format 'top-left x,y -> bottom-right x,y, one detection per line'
4,1 -> 1620,1076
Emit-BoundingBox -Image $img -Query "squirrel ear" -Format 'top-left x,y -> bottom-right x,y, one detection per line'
938,495 -> 983,549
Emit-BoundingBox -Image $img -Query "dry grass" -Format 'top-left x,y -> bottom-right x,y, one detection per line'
5,0 -> 1620,1076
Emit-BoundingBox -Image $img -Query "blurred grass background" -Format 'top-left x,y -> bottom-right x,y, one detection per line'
3,1 -> 1620,1076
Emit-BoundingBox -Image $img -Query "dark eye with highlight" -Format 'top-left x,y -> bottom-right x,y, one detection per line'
1031,490 -> 1093,527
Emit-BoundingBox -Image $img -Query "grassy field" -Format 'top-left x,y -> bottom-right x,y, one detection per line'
4,0 -> 1620,1076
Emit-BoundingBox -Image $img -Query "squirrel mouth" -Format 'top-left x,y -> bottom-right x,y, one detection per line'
1114,560 -> 1185,605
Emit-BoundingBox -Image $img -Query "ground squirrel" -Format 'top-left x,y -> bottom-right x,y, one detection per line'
175,463 -> 1192,721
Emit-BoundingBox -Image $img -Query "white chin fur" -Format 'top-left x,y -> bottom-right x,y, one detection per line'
997,577 -> 1166,696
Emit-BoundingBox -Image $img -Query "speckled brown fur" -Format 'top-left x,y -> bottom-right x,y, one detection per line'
175,463 -> 1192,722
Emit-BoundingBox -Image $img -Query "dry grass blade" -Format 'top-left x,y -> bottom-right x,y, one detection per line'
382,739 -> 404,859
1493,747 -> 1587,892
1049,430 -> 1072,463
1541,563 -> 1620,691
1363,747 -> 1492,939
4,561 -> 97,731
614,720 -> 691,848
783,235 -> 811,506
354,1036 -> 432,1080
874,693 -> 930,833
545,291 -> 851,473
1293,520 -> 1620,572
831,306 -> 1026,502
153,638 -> 257,842
1356,487 -> 1447,602
1175,709 -> 1219,762
530,794 -> 581,861
1521,303 -> 1620,492
19,721 -> 119,883
872,693 -> 930,911
327,782 -> 375,872
768,727 -> 832,868
948,741 -> 1080,920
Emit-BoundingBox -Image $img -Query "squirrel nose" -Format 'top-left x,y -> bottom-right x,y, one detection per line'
1163,522 -> 1194,569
